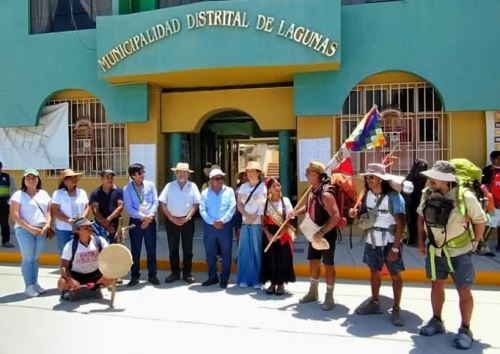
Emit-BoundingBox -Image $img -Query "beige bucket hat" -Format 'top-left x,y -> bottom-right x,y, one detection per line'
420,160 -> 457,182
360,163 -> 392,181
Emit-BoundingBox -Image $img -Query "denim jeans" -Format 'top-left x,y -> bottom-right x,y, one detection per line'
129,218 -> 157,279
203,222 -> 233,283
15,227 -> 46,287
55,228 -> 73,255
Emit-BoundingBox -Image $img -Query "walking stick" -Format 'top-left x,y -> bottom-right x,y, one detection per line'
264,143 -> 348,253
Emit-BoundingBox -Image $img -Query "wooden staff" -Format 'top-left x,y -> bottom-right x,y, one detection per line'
264,143 -> 348,253
110,279 -> 117,307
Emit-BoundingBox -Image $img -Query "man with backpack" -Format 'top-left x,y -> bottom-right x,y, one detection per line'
292,161 -> 341,311
417,160 -> 486,350
481,150 -> 500,251
349,163 -> 406,326
57,217 -> 112,301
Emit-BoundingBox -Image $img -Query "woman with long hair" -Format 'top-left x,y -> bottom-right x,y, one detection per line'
10,169 -> 52,297
260,178 -> 296,295
51,169 -> 90,255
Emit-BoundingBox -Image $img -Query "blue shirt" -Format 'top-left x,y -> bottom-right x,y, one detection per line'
123,180 -> 158,220
200,185 -> 236,225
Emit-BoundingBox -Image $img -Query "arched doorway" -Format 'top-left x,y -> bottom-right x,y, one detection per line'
185,110 -> 291,190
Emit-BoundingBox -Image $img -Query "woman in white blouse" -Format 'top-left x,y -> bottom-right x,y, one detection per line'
10,169 -> 52,297
51,169 -> 89,255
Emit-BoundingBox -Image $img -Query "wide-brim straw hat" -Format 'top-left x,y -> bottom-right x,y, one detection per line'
98,244 -> 133,279
203,164 -> 221,177
209,168 -> 226,179
420,160 -> 456,182
360,163 -> 392,181
59,168 -> 82,181
245,161 -> 262,171
171,162 -> 194,173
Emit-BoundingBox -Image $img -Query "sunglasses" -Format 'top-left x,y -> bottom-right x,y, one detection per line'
135,171 -> 145,176
365,175 -> 377,181
211,176 -> 224,181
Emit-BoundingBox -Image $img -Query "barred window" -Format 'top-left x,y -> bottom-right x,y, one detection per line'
338,82 -> 450,175
46,98 -> 127,177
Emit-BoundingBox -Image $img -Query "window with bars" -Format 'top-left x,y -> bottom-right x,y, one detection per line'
46,98 -> 127,177
338,82 -> 450,175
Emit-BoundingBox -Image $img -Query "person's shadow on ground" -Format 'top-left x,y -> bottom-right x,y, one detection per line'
0,288 -> 60,304
274,300 -> 350,322
409,332 -> 492,354
341,295 -> 423,337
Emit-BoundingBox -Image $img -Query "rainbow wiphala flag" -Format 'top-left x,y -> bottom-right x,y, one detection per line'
345,110 -> 386,151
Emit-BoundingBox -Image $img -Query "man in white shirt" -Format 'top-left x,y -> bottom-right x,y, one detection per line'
159,163 -> 201,284
57,218 -> 112,301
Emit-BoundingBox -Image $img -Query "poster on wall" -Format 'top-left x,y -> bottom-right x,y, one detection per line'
0,102 -> 69,170
129,144 -> 157,186
298,138 -> 331,182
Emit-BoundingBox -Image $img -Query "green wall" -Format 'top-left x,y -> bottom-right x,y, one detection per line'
294,0 -> 500,115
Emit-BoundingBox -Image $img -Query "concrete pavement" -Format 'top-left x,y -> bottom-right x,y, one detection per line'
0,265 -> 499,354
1,219 -> 500,285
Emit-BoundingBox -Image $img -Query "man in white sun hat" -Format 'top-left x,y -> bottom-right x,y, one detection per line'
417,160 -> 486,350
159,162 -> 200,284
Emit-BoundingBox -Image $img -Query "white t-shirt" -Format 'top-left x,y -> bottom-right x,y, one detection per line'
10,190 -> 51,228
268,197 -> 294,218
158,180 -> 201,217
61,236 -> 108,274
52,188 -> 89,231
238,181 -> 267,225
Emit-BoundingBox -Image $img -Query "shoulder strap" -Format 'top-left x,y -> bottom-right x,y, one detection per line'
25,191 -> 47,218
70,238 -> 78,269
93,235 -> 103,252
244,180 -> 263,206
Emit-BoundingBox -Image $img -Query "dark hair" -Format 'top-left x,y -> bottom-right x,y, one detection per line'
128,163 -> 145,178
363,179 -> 394,195
266,177 -> 280,190
490,151 -> 500,160
21,176 -> 42,191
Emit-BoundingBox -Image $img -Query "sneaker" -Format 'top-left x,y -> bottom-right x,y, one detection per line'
34,283 -> 46,295
2,242 -> 14,248
299,290 -> 319,304
454,326 -> 473,350
253,283 -> 262,290
60,290 -> 79,302
25,285 -> 39,297
321,293 -> 335,311
419,317 -> 446,336
390,307 -> 405,327
238,283 -> 248,288
355,299 -> 383,315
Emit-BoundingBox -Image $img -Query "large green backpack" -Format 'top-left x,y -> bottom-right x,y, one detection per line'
449,158 -> 483,217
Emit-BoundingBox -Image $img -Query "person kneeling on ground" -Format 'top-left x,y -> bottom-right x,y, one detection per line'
57,217 -> 112,301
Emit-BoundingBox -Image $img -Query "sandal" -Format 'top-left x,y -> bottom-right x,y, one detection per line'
265,285 -> 276,295
275,285 -> 285,296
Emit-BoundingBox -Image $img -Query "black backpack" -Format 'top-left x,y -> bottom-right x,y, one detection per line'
422,191 -> 455,248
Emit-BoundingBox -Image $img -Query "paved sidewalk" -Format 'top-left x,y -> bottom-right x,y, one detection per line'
1,219 -> 500,284
0,265 -> 499,354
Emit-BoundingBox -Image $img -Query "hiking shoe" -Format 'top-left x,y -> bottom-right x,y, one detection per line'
419,317 -> 445,336
299,283 -> 319,304
321,293 -> 335,311
454,326 -> 473,350
355,299 -> 383,315
25,285 -> 39,298
390,307 -> 405,327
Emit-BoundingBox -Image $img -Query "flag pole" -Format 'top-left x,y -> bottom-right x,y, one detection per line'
264,105 -> 380,253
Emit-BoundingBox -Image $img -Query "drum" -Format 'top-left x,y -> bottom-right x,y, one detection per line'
98,244 -> 132,279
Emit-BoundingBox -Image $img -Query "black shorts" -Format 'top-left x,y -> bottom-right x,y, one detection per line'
307,230 -> 337,266
70,269 -> 102,285
362,243 -> 405,274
